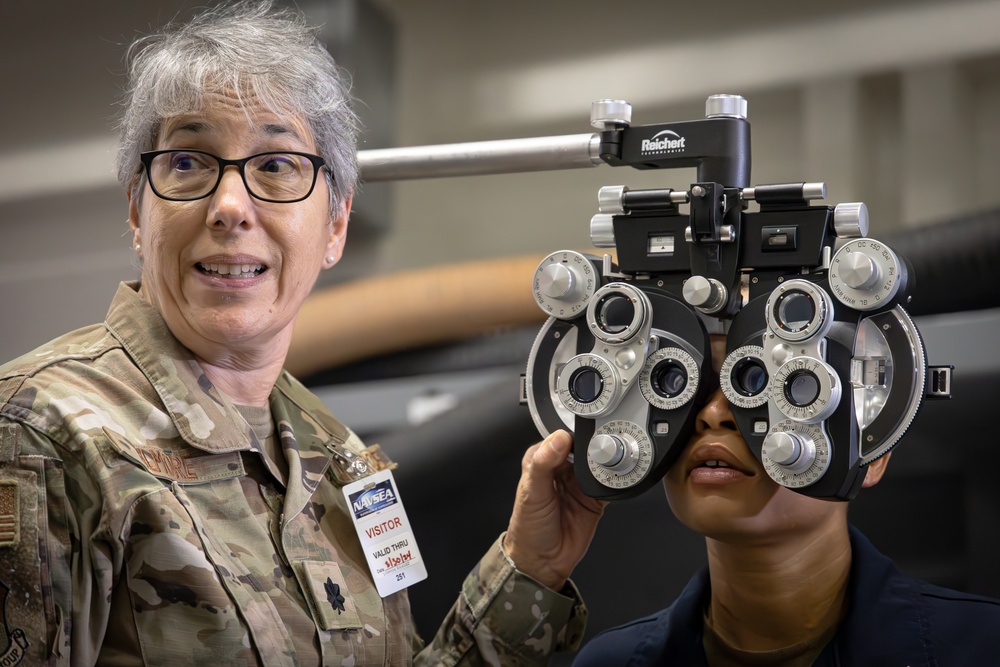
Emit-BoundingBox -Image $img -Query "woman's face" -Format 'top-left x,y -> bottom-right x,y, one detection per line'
128,91 -> 349,359
663,335 -> 849,544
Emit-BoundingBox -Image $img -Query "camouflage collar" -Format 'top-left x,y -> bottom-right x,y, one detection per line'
272,371 -> 349,445
102,281 -> 343,454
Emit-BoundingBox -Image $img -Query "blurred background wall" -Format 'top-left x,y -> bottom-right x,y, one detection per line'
2,0 -> 1000,662
5,0 -> 1000,355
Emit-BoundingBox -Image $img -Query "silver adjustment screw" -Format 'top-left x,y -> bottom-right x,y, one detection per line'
590,214 -> 617,248
591,100 -> 632,130
706,94 -> 748,119
598,185 -> 628,214
833,202 -> 870,239
683,275 -> 728,314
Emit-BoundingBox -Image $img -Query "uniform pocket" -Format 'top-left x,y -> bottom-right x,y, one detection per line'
296,561 -> 364,631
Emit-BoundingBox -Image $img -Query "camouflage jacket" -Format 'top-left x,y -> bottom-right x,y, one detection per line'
0,282 -> 586,666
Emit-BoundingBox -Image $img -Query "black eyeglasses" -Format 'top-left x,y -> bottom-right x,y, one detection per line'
139,149 -> 329,203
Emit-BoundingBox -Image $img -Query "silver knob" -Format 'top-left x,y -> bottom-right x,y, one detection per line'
839,251 -> 877,290
598,185 -> 628,214
833,202 -> 870,238
537,263 -> 575,299
588,432 -> 638,473
683,275 -> 728,314
590,213 -> 617,248
762,431 -> 816,474
591,100 -> 632,129
705,94 -> 748,120
533,250 -> 599,319
802,182 -> 828,200
589,434 -> 625,467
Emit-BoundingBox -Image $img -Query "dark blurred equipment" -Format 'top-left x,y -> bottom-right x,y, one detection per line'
883,208 -> 1000,316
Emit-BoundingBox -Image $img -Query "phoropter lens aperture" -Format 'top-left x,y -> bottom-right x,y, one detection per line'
596,295 -> 635,335
775,290 -> 815,334
732,357 -> 768,396
785,369 -> 821,407
765,280 -> 834,343
651,361 -> 687,398
569,367 -> 604,403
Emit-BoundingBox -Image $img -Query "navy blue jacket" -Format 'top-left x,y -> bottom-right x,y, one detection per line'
574,526 -> 1000,666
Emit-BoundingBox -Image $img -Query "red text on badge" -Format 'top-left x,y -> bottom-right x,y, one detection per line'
365,516 -> 402,539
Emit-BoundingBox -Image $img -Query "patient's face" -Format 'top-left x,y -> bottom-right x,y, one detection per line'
662,335 -> 848,544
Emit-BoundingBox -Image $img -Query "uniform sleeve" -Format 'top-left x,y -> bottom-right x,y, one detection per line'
414,532 -> 588,667
0,417 -> 114,666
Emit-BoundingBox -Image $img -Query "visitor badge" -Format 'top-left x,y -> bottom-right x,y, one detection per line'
342,469 -> 427,597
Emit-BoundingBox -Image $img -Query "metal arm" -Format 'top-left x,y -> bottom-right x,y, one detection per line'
358,133 -> 603,182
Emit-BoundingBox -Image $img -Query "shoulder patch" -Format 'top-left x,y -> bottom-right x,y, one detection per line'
0,579 -> 30,665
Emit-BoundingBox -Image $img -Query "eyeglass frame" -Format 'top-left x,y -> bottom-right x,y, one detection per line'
138,149 -> 330,204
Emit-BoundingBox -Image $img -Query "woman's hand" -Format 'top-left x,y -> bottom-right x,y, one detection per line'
503,430 -> 608,591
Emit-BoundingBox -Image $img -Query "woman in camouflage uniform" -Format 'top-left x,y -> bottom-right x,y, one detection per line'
0,2 -> 605,665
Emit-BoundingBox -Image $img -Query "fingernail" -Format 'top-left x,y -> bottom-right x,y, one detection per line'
548,430 -> 572,455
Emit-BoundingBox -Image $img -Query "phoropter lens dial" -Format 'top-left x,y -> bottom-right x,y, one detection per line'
587,283 -> 651,345
720,345 -> 769,409
639,347 -> 700,410
556,354 -> 620,417
771,357 -> 841,423
765,280 -> 834,343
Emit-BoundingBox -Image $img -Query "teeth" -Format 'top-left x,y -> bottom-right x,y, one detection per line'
201,263 -> 263,277
704,460 -> 732,469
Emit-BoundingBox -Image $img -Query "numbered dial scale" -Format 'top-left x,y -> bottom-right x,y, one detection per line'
586,420 -> 654,489
532,250 -> 599,319
829,238 -> 905,311
761,420 -> 832,488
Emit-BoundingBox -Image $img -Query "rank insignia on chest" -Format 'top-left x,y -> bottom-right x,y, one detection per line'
324,578 -> 346,614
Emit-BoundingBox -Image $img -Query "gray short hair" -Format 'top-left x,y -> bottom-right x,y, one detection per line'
116,0 -> 359,211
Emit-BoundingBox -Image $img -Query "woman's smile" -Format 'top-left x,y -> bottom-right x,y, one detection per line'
193,253 -> 271,288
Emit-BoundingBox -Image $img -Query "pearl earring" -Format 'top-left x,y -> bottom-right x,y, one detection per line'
135,244 -> 141,253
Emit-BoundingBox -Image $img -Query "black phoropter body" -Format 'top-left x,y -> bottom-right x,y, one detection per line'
521,95 -> 951,501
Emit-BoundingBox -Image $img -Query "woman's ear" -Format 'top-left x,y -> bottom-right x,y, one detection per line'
861,452 -> 892,488
323,193 -> 352,269
127,190 -> 142,253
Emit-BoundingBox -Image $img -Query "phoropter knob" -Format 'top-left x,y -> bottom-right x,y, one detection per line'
828,237 -> 906,311
705,94 -> 748,120
591,100 -> 632,129
532,250 -> 599,319
588,432 -> 638,474
762,430 -> 816,475
683,275 -> 728,314
833,202 -> 869,239
838,251 -> 877,290
590,213 -> 616,248
537,263 -> 574,299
